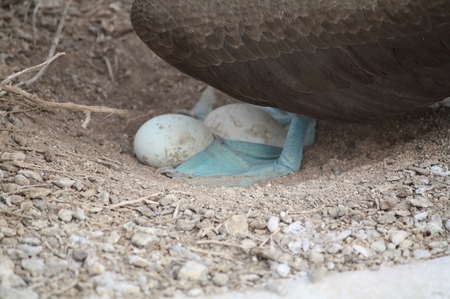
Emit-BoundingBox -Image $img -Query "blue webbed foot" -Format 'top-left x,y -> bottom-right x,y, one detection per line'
166,104 -> 316,187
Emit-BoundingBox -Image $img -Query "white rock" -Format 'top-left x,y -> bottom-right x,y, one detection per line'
58,209 -> 73,222
391,231 -> 408,246
267,216 -> 280,233
353,245 -> 371,258
187,288 -> 204,297
288,241 -> 302,254
129,255 -> 151,268
212,273 -> 229,286
414,211 -> 428,221
18,237 -> 41,245
326,262 -> 335,270
84,255 -> 105,276
178,261 -> 208,281
44,257 -> 68,277
131,233 -> 158,248
308,252 -> 324,263
223,215 -> 248,235
21,244 -> 43,256
108,231 -> 121,244
275,263 -> 290,277
21,258 -> 45,276
335,229 -> 352,241
427,215 -> 443,235
0,228 -> 16,237
72,207 -> 86,221
327,243 -> 343,254
445,219 -> 450,232
370,241 -> 387,254
408,197 -> 432,208
102,243 -> 115,252
53,178 -> 75,188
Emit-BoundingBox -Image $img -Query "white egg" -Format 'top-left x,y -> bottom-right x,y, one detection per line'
134,114 -> 214,168
204,104 -> 287,147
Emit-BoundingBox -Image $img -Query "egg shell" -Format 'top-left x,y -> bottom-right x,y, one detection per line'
204,104 -> 286,147
134,114 -> 214,168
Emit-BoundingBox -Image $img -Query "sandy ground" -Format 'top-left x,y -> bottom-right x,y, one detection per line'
0,1 -> 449,298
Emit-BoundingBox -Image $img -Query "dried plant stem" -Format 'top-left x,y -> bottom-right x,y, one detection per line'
1,84 -> 128,118
25,0 -> 72,86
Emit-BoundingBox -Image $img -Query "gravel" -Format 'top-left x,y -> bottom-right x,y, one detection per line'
0,4 -> 449,297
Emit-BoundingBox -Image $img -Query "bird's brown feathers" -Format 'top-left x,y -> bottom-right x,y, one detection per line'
131,0 -> 450,121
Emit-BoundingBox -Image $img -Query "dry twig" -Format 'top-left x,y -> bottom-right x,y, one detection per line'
2,84 -> 128,119
1,52 -> 128,127
0,52 -> 65,88
25,0 -> 72,86
106,192 -> 163,209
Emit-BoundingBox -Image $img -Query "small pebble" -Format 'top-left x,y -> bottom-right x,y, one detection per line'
160,194 -> 176,206
308,252 -> 324,263
131,233 -> 158,248
408,197 -> 432,208
370,241 -> 387,253
414,211 -> 428,221
353,245 -> 371,258
332,166 -> 341,174
21,244 -> 43,256
427,214 -> 443,235
334,229 -> 351,241
98,191 -> 110,205
18,170 -> 42,183
14,136 -> 28,146
178,261 -> 208,281
19,237 -> 41,245
21,258 -> 45,276
72,207 -> 86,221
274,263 -> 290,277
44,257 -> 68,277
14,174 -> 30,186
53,178 -> 76,188
279,211 -> 292,224
445,219 -> 450,232
327,243 -> 343,254
267,216 -> 280,233
204,210 -> 215,218
377,213 -> 396,224
84,255 -> 105,276
0,228 -> 16,237
325,262 -> 335,270
249,218 -> 266,229
73,180 -> 84,191
186,288 -> 203,297
391,231 -> 408,246
1,151 -> 25,161
212,273 -> 229,286
73,249 -> 88,261
223,215 -> 248,235
58,209 -> 73,222
102,243 -> 115,252
176,219 -> 198,231
129,255 -> 151,268
108,231 -> 121,244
